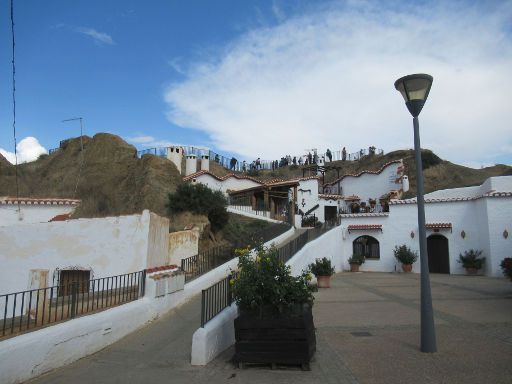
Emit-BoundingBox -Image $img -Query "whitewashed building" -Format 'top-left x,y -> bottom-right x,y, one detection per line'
183,170 -> 263,195
0,197 -> 80,226
339,176 -> 512,277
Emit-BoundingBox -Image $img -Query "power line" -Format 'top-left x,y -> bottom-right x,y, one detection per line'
11,0 -> 20,213
62,117 -> 85,199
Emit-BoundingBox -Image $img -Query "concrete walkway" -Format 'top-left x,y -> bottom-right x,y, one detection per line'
26,273 -> 512,384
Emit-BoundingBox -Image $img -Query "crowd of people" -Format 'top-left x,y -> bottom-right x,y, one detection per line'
224,145 -> 379,173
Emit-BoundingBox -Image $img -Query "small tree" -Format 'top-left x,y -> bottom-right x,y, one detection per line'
393,244 -> 418,265
167,183 -> 228,231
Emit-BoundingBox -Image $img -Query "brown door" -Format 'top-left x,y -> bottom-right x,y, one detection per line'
427,235 -> 450,273
59,270 -> 91,296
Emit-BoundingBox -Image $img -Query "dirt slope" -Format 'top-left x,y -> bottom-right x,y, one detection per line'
0,133 -> 182,218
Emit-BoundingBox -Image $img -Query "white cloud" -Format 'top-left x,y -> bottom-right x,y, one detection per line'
164,1 -> 512,166
126,135 -> 156,144
76,27 -> 115,45
0,137 -> 48,164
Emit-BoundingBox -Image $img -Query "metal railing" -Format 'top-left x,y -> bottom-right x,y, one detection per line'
181,222 -> 291,283
200,222 -> 336,327
0,270 -> 146,339
135,145 -> 384,173
200,273 -> 236,327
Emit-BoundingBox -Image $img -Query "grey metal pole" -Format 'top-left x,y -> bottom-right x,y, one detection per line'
413,116 -> 437,353
79,117 -> 84,152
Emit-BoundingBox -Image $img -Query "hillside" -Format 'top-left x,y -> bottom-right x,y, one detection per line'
0,133 -> 182,218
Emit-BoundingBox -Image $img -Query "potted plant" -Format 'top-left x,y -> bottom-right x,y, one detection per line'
500,258 -> 512,281
458,249 -> 485,275
308,257 -> 335,288
348,254 -> 365,272
231,244 -> 316,369
393,244 -> 418,272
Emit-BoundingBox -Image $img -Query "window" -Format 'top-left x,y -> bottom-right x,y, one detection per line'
353,236 -> 380,259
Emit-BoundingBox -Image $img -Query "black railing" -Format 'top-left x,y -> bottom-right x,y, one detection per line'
200,273 -> 236,327
200,223 -> 335,327
0,270 -> 146,339
181,245 -> 235,283
181,222 -> 291,283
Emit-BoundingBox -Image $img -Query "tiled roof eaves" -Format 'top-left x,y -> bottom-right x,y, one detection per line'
0,197 -> 81,206
182,170 -> 263,184
340,213 -> 389,218
318,194 -> 344,200
323,159 -> 403,187
390,192 -> 512,205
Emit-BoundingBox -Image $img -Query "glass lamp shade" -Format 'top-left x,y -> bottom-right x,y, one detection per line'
394,74 -> 433,117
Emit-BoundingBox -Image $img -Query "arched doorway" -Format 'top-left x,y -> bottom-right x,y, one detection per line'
427,234 -> 450,273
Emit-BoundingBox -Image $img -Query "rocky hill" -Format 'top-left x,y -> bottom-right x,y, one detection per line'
0,134 -> 510,220
0,133 -> 182,218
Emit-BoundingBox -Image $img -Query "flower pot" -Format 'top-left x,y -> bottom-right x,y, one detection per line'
350,263 -> 360,272
316,275 -> 331,288
465,267 -> 478,275
402,263 -> 413,273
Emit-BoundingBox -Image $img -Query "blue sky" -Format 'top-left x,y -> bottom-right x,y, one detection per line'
1,0 -> 511,168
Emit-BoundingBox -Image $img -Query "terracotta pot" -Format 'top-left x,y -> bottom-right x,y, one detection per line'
316,275 -> 331,288
350,263 -> 360,272
402,264 -> 413,272
466,267 -> 478,275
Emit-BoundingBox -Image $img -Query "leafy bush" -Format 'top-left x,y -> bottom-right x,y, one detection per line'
500,258 -> 512,281
348,254 -> 365,265
458,249 -> 485,270
231,245 -> 314,312
393,244 -> 418,264
167,183 -> 228,231
308,257 -> 335,276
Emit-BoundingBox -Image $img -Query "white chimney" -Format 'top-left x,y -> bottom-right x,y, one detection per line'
200,154 -> 210,171
166,146 -> 184,174
185,154 -> 197,176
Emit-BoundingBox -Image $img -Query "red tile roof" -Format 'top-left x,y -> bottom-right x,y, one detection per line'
344,195 -> 361,201
0,197 -> 81,206
146,264 -> 179,274
390,191 -> 512,205
318,193 -> 344,200
49,213 -> 72,222
426,223 -> 452,229
347,224 -> 382,232
182,170 -> 263,184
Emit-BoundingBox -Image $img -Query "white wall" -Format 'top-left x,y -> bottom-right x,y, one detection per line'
0,204 -> 77,226
168,229 -> 200,266
0,210 -> 176,298
485,197 -> 512,276
192,174 -> 261,196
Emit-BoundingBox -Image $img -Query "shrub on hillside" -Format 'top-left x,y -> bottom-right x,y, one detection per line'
421,150 -> 442,170
167,183 -> 228,232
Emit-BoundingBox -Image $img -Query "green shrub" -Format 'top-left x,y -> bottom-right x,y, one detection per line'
308,257 -> 335,276
231,245 -> 314,312
348,254 -> 365,265
458,249 -> 485,269
500,258 -> 512,281
167,183 -> 228,232
393,244 -> 418,264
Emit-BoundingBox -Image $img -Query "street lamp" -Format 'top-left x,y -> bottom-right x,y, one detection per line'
394,73 -> 437,353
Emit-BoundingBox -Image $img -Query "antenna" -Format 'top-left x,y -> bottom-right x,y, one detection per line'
62,117 -> 84,152
62,117 -> 85,199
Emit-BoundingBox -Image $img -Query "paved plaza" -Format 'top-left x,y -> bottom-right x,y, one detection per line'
27,272 -> 512,384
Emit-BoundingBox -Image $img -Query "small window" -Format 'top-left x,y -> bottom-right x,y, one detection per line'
353,235 -> 380,259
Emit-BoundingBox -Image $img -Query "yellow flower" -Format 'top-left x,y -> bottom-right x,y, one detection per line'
256,256 -> 261,263
229,279 -> 235,286
306,273 -> 312,281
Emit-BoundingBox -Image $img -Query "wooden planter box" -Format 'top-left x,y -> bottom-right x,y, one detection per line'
234,304 -> 316,368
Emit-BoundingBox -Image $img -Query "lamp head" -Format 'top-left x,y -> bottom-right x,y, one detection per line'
394,74 -> 433,117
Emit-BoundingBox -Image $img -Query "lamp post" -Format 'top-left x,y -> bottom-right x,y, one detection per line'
394,74 -> 437,353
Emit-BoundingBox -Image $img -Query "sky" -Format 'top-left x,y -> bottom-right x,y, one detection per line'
0,0 -> 511,168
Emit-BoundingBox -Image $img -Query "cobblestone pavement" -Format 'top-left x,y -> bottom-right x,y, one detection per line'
26,273 -> 512,384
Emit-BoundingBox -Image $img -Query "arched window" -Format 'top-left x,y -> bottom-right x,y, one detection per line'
353,235 -> 380,259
